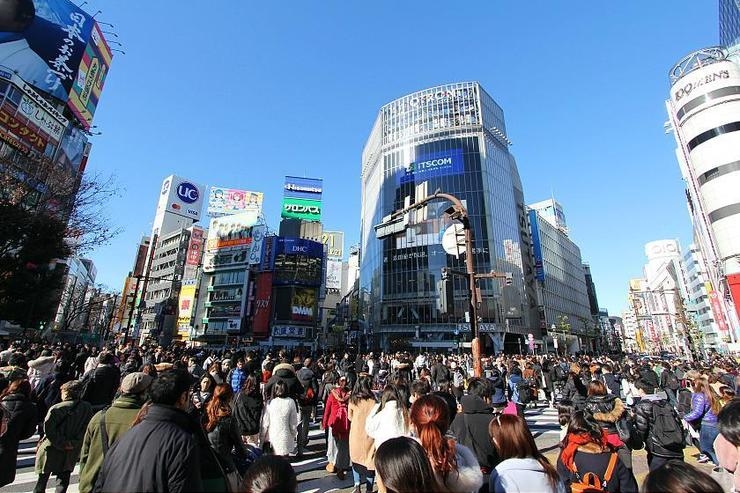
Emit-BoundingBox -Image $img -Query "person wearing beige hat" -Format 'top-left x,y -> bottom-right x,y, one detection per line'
77,372 -> 153,493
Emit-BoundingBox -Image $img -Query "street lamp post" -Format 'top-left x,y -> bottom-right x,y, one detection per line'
375,189 -> 496,377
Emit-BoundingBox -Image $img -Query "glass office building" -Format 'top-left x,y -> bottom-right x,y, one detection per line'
360,82 -> 537,352
720,0 -> 740,48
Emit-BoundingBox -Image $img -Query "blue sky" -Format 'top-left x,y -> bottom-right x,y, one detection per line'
83,1 -> 716,316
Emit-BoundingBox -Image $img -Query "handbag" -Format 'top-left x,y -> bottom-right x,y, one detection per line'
615,414 -> 643,450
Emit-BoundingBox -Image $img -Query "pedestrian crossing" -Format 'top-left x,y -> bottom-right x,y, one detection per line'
523,405 -> 562,437
3,408 -> 561,492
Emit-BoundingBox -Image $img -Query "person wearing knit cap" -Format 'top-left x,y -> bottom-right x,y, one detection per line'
78,372 -> 152,493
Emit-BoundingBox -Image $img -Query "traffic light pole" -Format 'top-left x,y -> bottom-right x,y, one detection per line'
376,190 -> 511,378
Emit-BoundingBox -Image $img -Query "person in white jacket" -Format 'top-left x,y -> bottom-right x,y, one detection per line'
489,413 -> 565,493
365,384 -> 409,449
262,380 -> 299,456
27,351 -> 56,389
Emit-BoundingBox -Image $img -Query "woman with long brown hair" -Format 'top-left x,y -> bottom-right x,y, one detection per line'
488,414 -> 564,493
409,394 -> 482,493
682,376 -> 723,465
204,384 -> 248,489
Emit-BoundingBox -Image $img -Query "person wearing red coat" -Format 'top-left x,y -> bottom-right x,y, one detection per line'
322,376 -> 351,480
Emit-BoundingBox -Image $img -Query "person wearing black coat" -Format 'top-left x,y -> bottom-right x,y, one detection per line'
233,375 -> 264,445
94,370 -> 204,493
81,353 -> 121,411
486,369 -> 508,410
634,381 -> 684,471
449,379 -> 499,493
561,364 -> 588,410
264,363 -> 303,400
0,380 -> 37,487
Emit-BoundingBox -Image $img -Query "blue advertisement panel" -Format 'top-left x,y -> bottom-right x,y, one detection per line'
259,236 -> 276,272
528,210 -> 545,282
397,148 -> 464,185
0,0 -> 95,102
283,176 -> 323,200
274,237 -> 324,259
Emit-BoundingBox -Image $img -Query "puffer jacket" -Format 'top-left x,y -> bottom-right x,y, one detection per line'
635,390 -> 683,459
0,393 -> 37,486
584,394 -> 625,435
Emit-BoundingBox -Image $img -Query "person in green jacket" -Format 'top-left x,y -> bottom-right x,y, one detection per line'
78,371 -> 153,493
34,380 -> 94,493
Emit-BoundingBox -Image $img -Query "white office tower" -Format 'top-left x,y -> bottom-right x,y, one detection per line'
666,47 -> 740,343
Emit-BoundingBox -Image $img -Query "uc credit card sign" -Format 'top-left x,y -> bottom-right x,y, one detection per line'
398,148 -> 463,185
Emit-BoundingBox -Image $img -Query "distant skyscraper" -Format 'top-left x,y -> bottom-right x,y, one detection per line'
360,82 -> 537,353
528,198 -> 568,236
720,0 -> 740,47
527,206 -> 592,354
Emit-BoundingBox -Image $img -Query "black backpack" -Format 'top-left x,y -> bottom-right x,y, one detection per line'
554,365 -> 567,382
516,380 -> 532,404
650,401 -> 685,451
664,371 -> 680,391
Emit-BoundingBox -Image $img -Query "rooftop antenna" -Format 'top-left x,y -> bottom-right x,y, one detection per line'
97,21 -> 114,28
111,48 -> 126,55
102,31 -> 119,38
92,10 -> 102,18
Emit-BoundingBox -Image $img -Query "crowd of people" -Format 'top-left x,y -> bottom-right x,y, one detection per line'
1,340 -> 740,492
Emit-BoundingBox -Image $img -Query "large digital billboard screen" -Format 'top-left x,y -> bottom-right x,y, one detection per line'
208,186 -> 263,218
397,148 -> 464,185
284,176 -> 322,200
67,21 -> 112,130
0,0 -> 105,105
205,211 -> 260,252
281,196 -> 321,221
272,237 -> 324,287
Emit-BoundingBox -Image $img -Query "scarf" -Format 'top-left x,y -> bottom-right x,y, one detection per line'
560,431 -> 608,471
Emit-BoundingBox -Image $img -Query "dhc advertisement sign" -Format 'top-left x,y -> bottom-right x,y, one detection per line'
398,148 -> 464,185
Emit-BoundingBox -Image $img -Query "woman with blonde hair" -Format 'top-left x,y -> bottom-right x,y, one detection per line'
410,394 -> 482,493
489,414 -> 564,493
682,376 -> 723,465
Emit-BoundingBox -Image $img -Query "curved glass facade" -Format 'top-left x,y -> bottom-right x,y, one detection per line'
360,82 -> 534,351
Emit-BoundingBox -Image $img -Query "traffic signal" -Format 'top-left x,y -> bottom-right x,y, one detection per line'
437,278 -> 455,314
